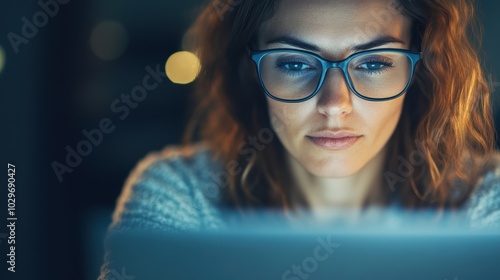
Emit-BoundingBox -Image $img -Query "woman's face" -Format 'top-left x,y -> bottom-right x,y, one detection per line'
255,0 -> 412,177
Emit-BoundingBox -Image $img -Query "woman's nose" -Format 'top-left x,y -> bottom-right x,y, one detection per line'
316,68 -> 353,117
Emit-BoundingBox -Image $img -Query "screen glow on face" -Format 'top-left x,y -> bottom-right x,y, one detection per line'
256,0 -> 413,178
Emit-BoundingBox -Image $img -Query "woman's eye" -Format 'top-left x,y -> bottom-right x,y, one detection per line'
364,63 -> 383,70
357,61 -> 393,72
284,62 -> 310,71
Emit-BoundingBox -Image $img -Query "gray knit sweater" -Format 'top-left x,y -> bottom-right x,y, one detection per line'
97,144 -> 500,280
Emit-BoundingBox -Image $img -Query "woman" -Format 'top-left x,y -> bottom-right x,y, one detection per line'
115,0 -> 499,228
99,0 -> 499,277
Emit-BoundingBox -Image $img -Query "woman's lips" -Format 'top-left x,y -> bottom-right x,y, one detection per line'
306,136 -> 362,150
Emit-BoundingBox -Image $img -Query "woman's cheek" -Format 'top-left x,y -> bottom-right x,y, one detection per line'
269,110 -> 287,135
269,103 -> 298,133
365,101 -> 404,140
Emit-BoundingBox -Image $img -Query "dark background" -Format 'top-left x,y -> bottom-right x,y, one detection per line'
0,1 -> 499,279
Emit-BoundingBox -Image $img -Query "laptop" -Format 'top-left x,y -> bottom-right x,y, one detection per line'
98,210 -> 500,280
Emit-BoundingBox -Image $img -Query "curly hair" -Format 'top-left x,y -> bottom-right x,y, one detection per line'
183,0 -> 496,212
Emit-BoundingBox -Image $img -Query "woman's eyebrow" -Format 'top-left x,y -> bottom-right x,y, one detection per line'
351,35 -> 405,52
265,35 -> 405,52
266,36 -> 321,51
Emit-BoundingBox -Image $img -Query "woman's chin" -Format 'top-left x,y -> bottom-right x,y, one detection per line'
302,161 -> 363,178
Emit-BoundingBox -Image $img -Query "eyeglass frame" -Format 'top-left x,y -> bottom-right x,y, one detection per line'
247,47 -> 423,103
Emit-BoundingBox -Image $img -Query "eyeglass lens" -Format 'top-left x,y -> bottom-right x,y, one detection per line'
259,51 -> 412,100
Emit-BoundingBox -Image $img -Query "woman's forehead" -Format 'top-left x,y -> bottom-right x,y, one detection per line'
270,0 -> 404,17
257,0 -> 412,57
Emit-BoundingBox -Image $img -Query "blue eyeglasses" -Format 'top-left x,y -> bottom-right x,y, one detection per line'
248,48 -> 422,103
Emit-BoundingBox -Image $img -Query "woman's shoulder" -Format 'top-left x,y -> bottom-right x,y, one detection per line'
464,152 -> 500,228
109,142 -> 227,233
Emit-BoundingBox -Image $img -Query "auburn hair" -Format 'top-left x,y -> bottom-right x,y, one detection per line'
183,0 -> 496,212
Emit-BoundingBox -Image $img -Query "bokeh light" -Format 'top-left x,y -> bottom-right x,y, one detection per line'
0,45 -> 5,74
165,51 -> 201,84
90,20 -> 129,61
